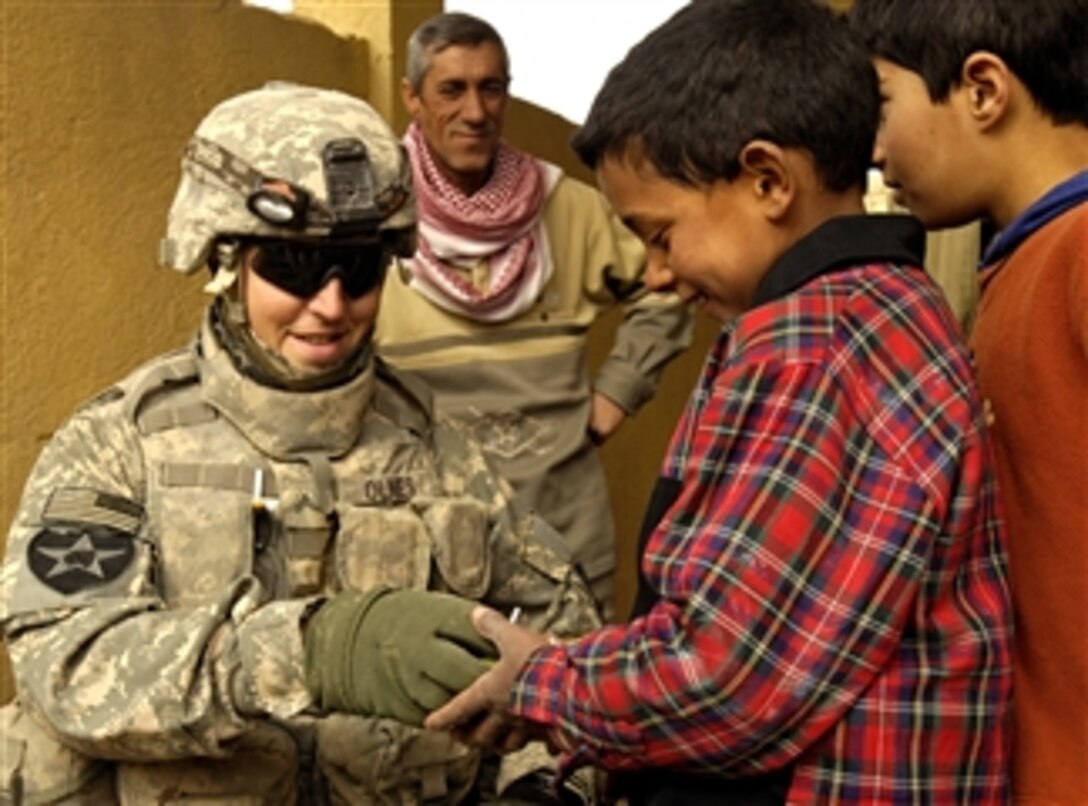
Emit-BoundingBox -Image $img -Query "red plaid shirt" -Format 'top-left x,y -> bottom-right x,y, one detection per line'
511,216 -> 1012,803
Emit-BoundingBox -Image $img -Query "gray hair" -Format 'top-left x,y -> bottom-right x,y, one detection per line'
405,12 -> 510,92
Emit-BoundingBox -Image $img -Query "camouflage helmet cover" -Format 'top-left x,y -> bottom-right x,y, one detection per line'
160,82 -> 416,274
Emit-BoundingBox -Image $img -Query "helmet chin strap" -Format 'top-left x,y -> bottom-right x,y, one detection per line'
203,239 -> 242,296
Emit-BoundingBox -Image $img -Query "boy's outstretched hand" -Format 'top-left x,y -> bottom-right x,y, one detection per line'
425,605 -> 551,751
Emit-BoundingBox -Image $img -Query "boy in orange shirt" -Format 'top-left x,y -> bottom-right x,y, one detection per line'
851,2 -> 1088,801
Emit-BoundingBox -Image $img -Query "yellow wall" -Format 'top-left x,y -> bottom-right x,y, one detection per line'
294,1 -> 440,134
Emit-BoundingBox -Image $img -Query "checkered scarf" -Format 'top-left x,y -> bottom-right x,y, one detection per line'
403,122 -> 560,321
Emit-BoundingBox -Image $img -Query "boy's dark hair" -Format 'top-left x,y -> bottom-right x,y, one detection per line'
572,0 -> 878,192
405,12 -> 509,93
850,0 -> 1088,126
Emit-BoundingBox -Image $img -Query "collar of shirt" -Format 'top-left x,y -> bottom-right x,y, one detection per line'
981,169 -> 1088,267
752,213 -> 925,308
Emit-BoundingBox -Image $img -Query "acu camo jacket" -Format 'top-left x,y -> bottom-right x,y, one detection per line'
0,314 -> 599,781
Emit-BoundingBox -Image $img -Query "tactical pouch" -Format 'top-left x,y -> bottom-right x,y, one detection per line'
280,490 -> 336,596
0,701 -> 114,805
333,507 -> 431,592
153,464 -> 256,607
316,714 -> 479,805
114,722 -> 298,805
418,498 -> 492,598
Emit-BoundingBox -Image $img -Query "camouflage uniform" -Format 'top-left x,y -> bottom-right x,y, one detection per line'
0,83 -> 600,804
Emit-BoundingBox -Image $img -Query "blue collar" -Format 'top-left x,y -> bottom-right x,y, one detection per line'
981,170 -> 1088,267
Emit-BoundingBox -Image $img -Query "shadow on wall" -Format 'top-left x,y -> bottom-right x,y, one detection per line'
505,98 -> 594,184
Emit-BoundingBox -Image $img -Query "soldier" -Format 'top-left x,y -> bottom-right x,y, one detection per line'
0,83 -> 599,804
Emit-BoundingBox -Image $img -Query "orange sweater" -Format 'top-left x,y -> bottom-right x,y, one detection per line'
971,200 -> 1088,804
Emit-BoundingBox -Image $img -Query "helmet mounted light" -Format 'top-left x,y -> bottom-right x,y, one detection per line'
247,179 -> 312,229
161,85 -> 417,277
184,135 -> 386,237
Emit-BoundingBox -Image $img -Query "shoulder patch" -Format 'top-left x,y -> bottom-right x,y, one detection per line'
43,488 -> 144,534
28,525 -> 135,594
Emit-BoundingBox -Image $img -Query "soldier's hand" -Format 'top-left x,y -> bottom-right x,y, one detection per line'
425,605 -> 551,746
303,586 -> 497,725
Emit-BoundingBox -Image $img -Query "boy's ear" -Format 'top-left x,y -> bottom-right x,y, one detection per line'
738,140 -> 793,220
961,52 -> 1011,130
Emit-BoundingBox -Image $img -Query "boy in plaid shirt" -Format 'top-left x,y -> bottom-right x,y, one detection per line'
426,1 -> 1013,802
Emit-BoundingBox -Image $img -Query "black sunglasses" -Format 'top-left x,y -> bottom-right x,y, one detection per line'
245,238 -> 391,299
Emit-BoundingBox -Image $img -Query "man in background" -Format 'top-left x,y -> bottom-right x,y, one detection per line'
375,12 -> 693,619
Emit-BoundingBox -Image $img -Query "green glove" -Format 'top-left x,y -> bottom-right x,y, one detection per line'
304,586 -> 497,725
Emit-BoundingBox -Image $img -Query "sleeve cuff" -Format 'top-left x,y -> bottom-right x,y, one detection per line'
593,361 -> 656,415
510,641 -> 571,727
233,597 -> 323,719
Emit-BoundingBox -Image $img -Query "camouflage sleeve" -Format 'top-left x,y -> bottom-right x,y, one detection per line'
0,391 -> 312,762
427,417 -> 602,639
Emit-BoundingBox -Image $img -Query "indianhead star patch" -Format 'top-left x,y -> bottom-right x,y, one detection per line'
28,525 -> 135,594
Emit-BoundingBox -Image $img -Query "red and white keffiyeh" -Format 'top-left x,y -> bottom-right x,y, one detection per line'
403,122 -> 561,322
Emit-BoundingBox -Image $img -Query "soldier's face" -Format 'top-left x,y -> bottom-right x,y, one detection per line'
401,41 -> 509,196
243,249 -> 380,371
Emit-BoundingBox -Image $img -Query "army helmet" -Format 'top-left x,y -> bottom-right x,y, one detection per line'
160,82 -> 416,276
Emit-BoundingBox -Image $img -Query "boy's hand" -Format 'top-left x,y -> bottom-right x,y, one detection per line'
424,605 -> 549,747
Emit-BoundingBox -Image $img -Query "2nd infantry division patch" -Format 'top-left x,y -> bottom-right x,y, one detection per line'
28,526 -> 135,594
27,487 -> 142,594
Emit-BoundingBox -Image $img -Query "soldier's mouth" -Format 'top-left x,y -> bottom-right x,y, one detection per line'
295,333 -> 344,344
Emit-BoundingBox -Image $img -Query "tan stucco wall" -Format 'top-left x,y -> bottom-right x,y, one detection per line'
294,1 -> 441,134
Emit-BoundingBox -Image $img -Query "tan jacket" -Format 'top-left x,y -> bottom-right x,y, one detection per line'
377,175 -> 693,606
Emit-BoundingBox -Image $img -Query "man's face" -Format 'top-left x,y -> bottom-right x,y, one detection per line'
872,57 -> 982,229
402,41 -> 509,196
596,153 -> 783,324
